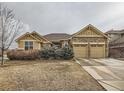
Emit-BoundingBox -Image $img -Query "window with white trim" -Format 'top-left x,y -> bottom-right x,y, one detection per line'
25,41 -> 33,50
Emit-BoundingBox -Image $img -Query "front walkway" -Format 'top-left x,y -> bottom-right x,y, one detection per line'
75,58 -> 124,91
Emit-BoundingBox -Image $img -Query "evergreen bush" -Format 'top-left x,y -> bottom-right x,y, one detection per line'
40,46 -> 74,60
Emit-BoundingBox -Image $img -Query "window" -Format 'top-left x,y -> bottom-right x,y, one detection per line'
91,44 -> 104,47
97,44 -> 104,47
25,41 -> 33,50
91,44 -> 97,47
74,44 -> 80,47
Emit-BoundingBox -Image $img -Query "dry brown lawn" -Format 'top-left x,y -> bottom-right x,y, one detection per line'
0,59 -> 105,91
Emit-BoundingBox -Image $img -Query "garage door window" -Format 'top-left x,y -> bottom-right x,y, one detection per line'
74,44 -> 87,47
74,44 -> 80,47
80,45 -> 87,47
97,45 -> 104,47
91,44 -> 97,47
91,44 -> 104,47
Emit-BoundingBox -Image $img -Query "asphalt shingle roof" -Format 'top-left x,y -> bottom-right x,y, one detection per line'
106,29 -> 124,34
43,33 -> 71,42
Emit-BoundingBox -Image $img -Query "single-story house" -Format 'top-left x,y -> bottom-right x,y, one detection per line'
105,29 -> 124,58
105,29 -> 124,42
16,24 -> 109,58
70,24 -> 109,58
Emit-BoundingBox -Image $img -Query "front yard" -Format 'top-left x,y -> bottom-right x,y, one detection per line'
0,60 -> 105,91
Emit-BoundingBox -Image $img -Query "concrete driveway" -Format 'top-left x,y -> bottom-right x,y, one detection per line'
75,58 -> 124,91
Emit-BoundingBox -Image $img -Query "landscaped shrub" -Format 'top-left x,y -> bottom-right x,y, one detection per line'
40,46 -> 74,60
61,46 -> 74,60
40,46 -> 57,59
54,48 -> 63,59
39,48 -> 50,59
48,47 -> 56,58
7,49 -> 40,60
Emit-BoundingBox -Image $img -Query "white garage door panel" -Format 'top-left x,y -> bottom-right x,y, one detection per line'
73,44 -> 87,58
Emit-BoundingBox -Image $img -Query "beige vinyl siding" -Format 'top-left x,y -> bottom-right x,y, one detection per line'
33,41 -> 41,50
16,32 -> 52,50
18,35 -> 40,50
18,41 -> 24,49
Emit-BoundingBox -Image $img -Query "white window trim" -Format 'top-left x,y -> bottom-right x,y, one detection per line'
25,41 -> 33,50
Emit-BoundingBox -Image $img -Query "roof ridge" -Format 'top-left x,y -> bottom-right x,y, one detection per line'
44,33 -> 70,35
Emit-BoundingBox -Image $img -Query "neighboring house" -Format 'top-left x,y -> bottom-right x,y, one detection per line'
105,29 -> 124,42
44,33 -> 71,48
105,29 -> 124,57
70,24 -> 109,58
109,37 -> 124,48
105,29 -> 124,48
15,31 -> 52,50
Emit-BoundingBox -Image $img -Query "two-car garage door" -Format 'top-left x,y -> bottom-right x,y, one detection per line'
73,44 -> 105,58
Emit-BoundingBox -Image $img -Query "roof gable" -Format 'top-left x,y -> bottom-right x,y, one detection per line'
15,32 -> 40,42
31,31 -> 52,43
71,24 -> 108,38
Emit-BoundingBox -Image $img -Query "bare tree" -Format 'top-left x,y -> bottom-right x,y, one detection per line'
0,4 -> 22,65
